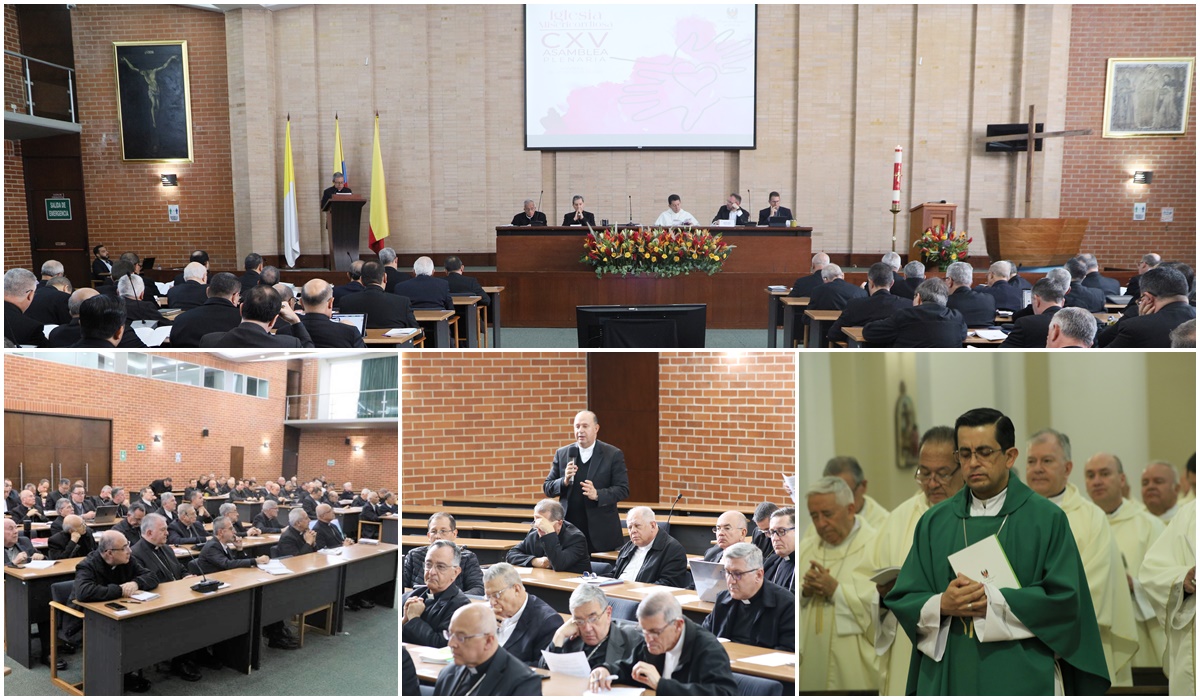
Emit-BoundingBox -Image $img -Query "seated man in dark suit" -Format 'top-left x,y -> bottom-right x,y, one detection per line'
332,260 -> 365,303
402,541 -> 472,647
392,256 -> 454,310
168,272 -> 242,347
239,253 -> 263,292
562,194 -> 597,226
299,278 -> 364,347
202,516 -> 298,650
111,502 -> 146,548
1123,253 -> 1161,313
167,504 -> 209,546
511,198 -> 548,226
130,513 -> 186,584
48,515 -> 97,560
1006,259 -> 1033,291
216,503 -> 261,537
445,255 -> 490,306
313,503 -> 353,549
945,261 -> 996,326
483,562 -> 562,665
4,267 -> 49,347
544,584 -> 642,671
403,512 -> 485,595
757,190 -> 794,225
893,260 -> 925,300
200,285 -> 314,348
807,263 -> 868,328
171,250 -> 208,286
26,271 -> 72,325
48,497 -> 75,535
702,543 -> 795,651
787,252 -> 829,298
589,590 -> 737,695
711,192 -> 751,226
1079,253 -> 1121,296
1098,266 -> 1195,348
1047,307 -> 1099,348
611,507 -> 692,588
92,244 -> 113,280
277,507 -> 318,557
1064,257 -> 1106,312
166,262 -> 209,310
4,517 -> 45,566
10,489 -> 48,524
337,261 -> 418,329
702,510 -> 748,562
1001,278 -> 1064,348
829,262 -> 908,344
149,477 -> 172,497
975,261 -> 1023,311
116,273 -> 170,326
505,498 -> 590,573
251,500 -> 283,534
71,294 -> 130,348
155,492 -> 179,526
434,603 -> 544,696
863,277 -> 968,347
50,288 -> 146,348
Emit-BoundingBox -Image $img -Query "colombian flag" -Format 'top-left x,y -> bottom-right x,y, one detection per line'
367,114 -> 388,253
333,115 -> 347,186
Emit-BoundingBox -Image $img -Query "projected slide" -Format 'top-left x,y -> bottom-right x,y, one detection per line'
525,4 -> 757,150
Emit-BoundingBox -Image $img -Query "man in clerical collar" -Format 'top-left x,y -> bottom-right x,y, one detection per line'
402,541 -> 471,648
1025,428 -> 1139,686
544,583 -> 640,670
483,562 -> 560,665
703,542 -> 794,651
886,407 -> 1110,695
702,510 -> 748,562
1141,461 -> 1181,522
764,506 -> 796,592
433,602 -> 542,696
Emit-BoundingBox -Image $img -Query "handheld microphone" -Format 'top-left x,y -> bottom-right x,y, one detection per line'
664,492 -> 683,535
567,445 -> 581,487
190,552 -> 220,593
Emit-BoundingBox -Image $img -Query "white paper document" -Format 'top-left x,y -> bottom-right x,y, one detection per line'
318,547 -> 345,556
540,649 -> 593,678
419,646 -> 454,664
561,575 -> 622,586
736,652 -> 797,667
584,689 -> 644,697
257,560 -> 291,575
948,534 -> 1021,589
972,329 -> 1008,341
384,328 -> 421,337
155,281 -> 173,295
133,325 -> 173,347
130,591 -> 159,601
20,560 -> 58,570
674,594 -> 702,604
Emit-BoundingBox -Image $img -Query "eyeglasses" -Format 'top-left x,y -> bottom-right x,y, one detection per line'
641,620 -> 680,639
570,610 -> 608,627
914,465 -> 962,483
956,446 -> 1003,463
423,562 -> 455,573
428,528 -> 454,537
767,527 -> 796,538
485,583 -> 516,602
443,629 -> 490,645
711,525 -> 741,534
723,567 -> 761,581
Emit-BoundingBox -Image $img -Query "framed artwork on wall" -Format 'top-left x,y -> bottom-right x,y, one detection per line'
1103,57 -> 1194,138
113,41 -> 194,161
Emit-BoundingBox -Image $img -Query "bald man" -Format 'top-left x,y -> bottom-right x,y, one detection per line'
789,252 -> 829,298
47,287 -> 145,348
299,278 -> 365,347
702,510 -> 748,562
433,603 -> 543,696
167,261 -> 209,310
47,514 -> 97,560
543,410 -> 629,553
1141,461 -> 1182,522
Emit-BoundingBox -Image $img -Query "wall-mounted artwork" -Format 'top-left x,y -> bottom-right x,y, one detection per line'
1103,57 -> 1194,138
113,41 -> 194,161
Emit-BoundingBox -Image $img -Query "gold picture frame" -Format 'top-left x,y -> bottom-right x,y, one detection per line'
1102,57 -> 1194,138
113,41 -> 194,161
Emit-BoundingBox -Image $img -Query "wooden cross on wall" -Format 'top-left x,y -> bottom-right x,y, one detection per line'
982,105 -> 1092,218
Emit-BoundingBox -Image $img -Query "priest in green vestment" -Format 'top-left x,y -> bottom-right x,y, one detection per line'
885,408 -> 1110,695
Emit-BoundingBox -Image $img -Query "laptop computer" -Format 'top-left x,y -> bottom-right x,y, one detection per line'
92,505 -> 120,525
141,257 -> 155,270
331,313 -> 366,335
768,216 -> 791,227
689,559 -> 729,603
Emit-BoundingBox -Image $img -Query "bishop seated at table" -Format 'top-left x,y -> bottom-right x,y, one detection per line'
543,583 -> 641,670
702,542 -> 795,651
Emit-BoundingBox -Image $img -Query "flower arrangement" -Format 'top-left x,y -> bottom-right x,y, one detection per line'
581,227 -> 734,278
912,224 -> 972,270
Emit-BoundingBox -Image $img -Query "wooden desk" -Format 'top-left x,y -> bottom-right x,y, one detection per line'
401,518 -> 630,542
381,514 -> 399,544
403,642 -> 636,695
334,506 -> 363,543
413,310 -> 453,348
234,500 -> 263,525
441,497 -> 741,519
453,295 -> 482,348
203,494 -> 230,516
765,287 -> 792,348
401,535 -> 514,565
841,326 -> 1006,348
249,552 -> 340,669
803,308 -> 841,348
780,296 -> 810,348
482,285 -> 505,347
336,543 -> 400,632
724,641 -> 796,685
5,557 -> 84,667
364,328 -> 422,346
518,568 -> 713,623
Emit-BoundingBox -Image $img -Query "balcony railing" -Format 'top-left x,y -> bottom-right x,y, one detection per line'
285,389 -> 398,421
5,50 -> 77,123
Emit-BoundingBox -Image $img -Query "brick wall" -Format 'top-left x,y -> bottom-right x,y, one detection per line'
401,352 -> 796,509
1061,4 -> 1197,267
69,5 -> 236,272
296,428 -> 397,494
5,353 -> 287,490
4,5 -> 24,112
4,139 -> 31,271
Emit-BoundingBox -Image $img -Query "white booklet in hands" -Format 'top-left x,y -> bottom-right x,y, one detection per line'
948,534 -> 1021,590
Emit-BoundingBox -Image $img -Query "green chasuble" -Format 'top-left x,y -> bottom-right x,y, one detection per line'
884,472 -> 1110,695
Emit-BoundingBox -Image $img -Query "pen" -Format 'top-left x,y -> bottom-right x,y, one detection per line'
120,600 -> 143,604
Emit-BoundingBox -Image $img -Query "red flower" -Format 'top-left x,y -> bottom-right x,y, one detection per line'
957,250 -> 967,259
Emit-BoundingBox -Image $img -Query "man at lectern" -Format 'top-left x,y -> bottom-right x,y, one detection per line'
320,172 -> 352,210
511,199 -> 548,226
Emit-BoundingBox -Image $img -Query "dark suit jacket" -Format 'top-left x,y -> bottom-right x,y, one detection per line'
975,280 -> 1023,311
807,279 -> 868,318
92,258 -> 113,279
332,280 -> 365,304
5,301 -> 48,347
505,520 -> 590,573
1009,274 -> 1033,291
787,270 -> 824,298
603,617 -> 737,695
1124,274 -> 1143,313
499,591 -> 561,664
447,272 -> 490,307
511,211 -> 548,226
393,275 -> 454,310
544,618 -> 641,670
946,286 -> 997,326
73,549 -> 158,602
1082,271 -> 1121,297
47,529 -> 97,560
277,525 -> 316,557
403,545 -> 485,596
167,280 -> 208,310
169,298 -> 242,347
200,321 -> 315,348
238,270 -> 262,291
300,313 -> 365,348
336,286 -> 418,329
544,440 -> 630,552
862,304 -> 968,347
131,539 -> 186,584
111,518 -> 142,548
702,579 -> 795,651
167,519 -> 208,546
402,583 -> 471,647
562,210 -> 597,227
1098,301 -> 1196,348
1066,282 -> 1106,312
4,536 -> 37,566
199,539 -> 257,571
123,298 -> 169,325
402,648 -> 421,698
711,206 -> 750,226
611,527 -> 691,588
251,511 -> 282,534
26,285 -> 72,325
828,289 -> 909,343
321,185 -> 353,210
433,644 -> 543,696
314,520 -> 350,549
757,206 -> 794,225
892,276 -> 923,300
1000,306 -> 1060,348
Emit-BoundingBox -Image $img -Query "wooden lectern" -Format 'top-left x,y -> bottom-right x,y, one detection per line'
324,194 -> 367,271
908,203 -> 957,261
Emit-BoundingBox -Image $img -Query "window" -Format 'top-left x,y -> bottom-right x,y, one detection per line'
13,352 -> 268,399
177,362 -> 202,387
125,353 -> 149,378
203,368 -> 225,390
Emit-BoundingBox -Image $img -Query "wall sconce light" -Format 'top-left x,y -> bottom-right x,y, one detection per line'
201,428 -> 209,437
152,434 -> 162,442
1132,171 -> 1153,185
160,173 -> 178,187
344,437 -> 351,445
352,445 -> 362,452
262,441 -> 270,449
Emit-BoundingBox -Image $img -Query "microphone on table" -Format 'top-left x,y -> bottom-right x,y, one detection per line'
537,190 -> 544,214
746,188 -> 751,221
190,553 -> 220,593
664,492 -> 683,536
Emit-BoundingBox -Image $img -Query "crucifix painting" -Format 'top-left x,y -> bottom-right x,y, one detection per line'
114,41 -> 194,162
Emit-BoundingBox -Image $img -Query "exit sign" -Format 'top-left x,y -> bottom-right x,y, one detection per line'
45,198 -> 72,220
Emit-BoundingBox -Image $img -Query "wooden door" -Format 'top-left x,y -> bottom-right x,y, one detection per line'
229,446 -> 244,480
3,412 -> 111,492
586,353 -> 660,503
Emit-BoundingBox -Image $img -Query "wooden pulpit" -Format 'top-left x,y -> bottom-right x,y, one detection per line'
325,194 -> 367,271
980,218 -> 1088,266
908,203 -> 957,261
